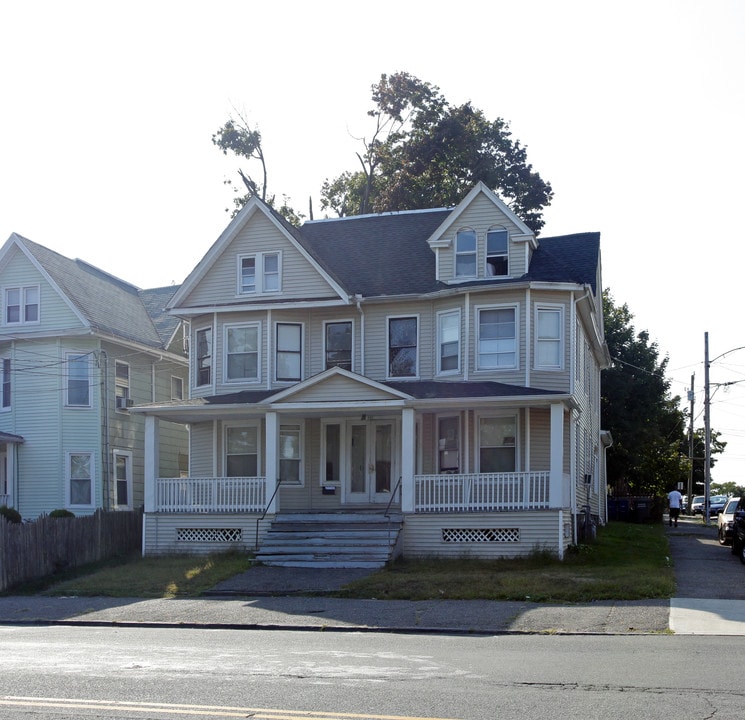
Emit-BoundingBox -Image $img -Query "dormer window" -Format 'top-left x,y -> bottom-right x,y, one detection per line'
455,229 -> 477,277
238,252 -> 281,294
486,227 -> 508,276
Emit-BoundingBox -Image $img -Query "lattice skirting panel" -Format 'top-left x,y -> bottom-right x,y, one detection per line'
442,527 -> 520,543
177,527 -> 243,543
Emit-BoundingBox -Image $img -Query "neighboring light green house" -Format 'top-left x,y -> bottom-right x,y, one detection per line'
136,182 -> 612,565
0,233 -> 188,519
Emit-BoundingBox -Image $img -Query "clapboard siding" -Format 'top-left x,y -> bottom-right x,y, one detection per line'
402,510 -> 564,559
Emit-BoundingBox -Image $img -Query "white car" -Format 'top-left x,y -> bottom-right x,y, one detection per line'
718,497 -> 740,545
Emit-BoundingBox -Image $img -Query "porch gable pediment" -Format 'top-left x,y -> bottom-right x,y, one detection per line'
265,367 -> 411,405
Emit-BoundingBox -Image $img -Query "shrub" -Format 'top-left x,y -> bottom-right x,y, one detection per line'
49,509 -> 75,518
0,505 -> 22,524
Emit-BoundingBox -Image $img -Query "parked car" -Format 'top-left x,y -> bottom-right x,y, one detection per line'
731,497 -> 745,563
718,497 -> 740,545
691,496 -> 705,515
709,495 -> 729,516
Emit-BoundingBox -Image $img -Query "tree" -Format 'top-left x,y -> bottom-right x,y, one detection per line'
602,290 -> 692,496
320,72 -> 553,233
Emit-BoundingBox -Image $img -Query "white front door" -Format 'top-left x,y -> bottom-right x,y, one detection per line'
346,420 -> 396,504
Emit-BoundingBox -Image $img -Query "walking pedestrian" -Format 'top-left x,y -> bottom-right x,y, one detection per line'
668,487 -> 683,527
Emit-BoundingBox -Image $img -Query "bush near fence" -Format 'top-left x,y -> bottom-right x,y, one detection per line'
0,508 -> 143,593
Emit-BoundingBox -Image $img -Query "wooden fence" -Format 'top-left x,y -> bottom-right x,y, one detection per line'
0,509 -> 143,593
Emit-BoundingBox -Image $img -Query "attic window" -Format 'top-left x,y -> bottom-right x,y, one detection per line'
455,230 -> 477,277
486,228 -> 508,276
238,252 -> 281,295
4,285 -> 39,325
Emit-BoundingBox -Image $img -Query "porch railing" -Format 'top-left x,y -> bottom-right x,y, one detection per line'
415,471 -> 550,513
155,477 -> 266,513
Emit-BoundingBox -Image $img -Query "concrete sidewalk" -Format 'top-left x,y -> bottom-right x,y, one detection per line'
0,514 -> 742,635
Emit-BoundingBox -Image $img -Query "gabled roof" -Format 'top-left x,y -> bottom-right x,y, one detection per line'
2,233 -> 181,352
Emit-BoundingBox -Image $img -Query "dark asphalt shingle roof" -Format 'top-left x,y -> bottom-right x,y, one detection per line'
383,380 -> 564,400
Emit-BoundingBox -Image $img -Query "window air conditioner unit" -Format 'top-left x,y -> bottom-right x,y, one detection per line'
116,397 -> 134,409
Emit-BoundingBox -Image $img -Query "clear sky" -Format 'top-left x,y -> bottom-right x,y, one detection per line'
2,1 -> 744,486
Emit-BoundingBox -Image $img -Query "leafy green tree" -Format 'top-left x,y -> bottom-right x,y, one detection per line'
602,290 -> 690,496
320,71 -> 553,232
710,481 -> 742,497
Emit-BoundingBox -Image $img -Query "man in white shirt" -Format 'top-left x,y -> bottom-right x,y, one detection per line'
668,487 -> 683,527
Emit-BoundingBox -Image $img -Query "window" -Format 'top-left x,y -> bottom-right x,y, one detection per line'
171,376 -> 184,401
225,426 -> 258,477
323,423 -> 341,484
113,450 -> 132,508
388,316 -> 418,377
196,327 -> 212,387
479,417 -> 516,473
4,285 -> 39,325
536,306 -> 563,369
276,323 -> 302,382
238,252 -> 281,294
455,229 -> 477,277
280,424 -> 302,484
68,452 -> 93,506
226,324 -> 260,381
478,307 -> 516,369
66,353 -> 90,406
437,310 -> 460,374
438,416 -> 460,473
486,227 -> 509,276
325,321 -> 352,371
115,361 -> 130,410
1,358 -> 10,409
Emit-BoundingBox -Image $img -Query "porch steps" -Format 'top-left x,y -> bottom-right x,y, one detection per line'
255,512 -> 403,568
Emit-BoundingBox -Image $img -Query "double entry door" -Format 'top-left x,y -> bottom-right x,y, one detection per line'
347,420 -> 396,504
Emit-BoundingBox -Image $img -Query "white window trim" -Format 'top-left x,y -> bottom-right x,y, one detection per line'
65,352 -> 92,408
170,375 -> 184,401
1,357 -> 10,411
223,422 -> 262,478
323,319 -> 354,372
274,321 -> 303,383
112,448 -> 133,510
436,414 -> 461,474
279,421 -> 305,487
475,303 -> 519,372
3,284 -> 40,326
237,251 -> 282,296
320,419 -> 346,487
195,326 -> 213,388
454,228 -> 477,279
534,304 -> 564,371
386,314 -> 420,380
223,322 -> 262,384
475,413 -> 520,474
66,451 -> 95,509
486,226 -> 509,277
436,309 -> 461,376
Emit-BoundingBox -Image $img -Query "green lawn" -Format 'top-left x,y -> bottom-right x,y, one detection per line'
22,521 -> 673,602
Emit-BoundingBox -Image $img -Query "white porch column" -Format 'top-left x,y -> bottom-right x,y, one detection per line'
549,402 -> 565,508
401,407 -> 415,513
265,411 -> 278,513
144,415 -> 159,513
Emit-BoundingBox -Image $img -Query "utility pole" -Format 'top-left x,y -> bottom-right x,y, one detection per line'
687,373 -> 695,511
704,332 -> 711,526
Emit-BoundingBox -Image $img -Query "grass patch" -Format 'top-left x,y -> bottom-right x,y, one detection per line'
35,551 -> 253,599
333,521 -> 675,602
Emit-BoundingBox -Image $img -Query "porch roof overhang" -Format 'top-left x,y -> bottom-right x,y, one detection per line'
0,431 -> 24,444
131,376 -> 574,424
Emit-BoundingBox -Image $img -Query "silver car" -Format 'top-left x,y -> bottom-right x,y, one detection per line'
718,497 -> 740,545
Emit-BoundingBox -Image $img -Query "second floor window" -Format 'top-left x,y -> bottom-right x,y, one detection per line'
1,358 -> 10,409
115,361 -> 130,410
5,285 -> 39,325
455,230 -> 477,277
536,307 -> 563,369
171,376 -> 184,401
226,324 -> 260,381
389,316 -> 417,377
196,328 -> 212,387
478,307 -> 516,370
239,252 -> 280,294
276,323 -> 302,382
325,321 -> 352,371
67,353 -> 90,406
438,311 -> 460,374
